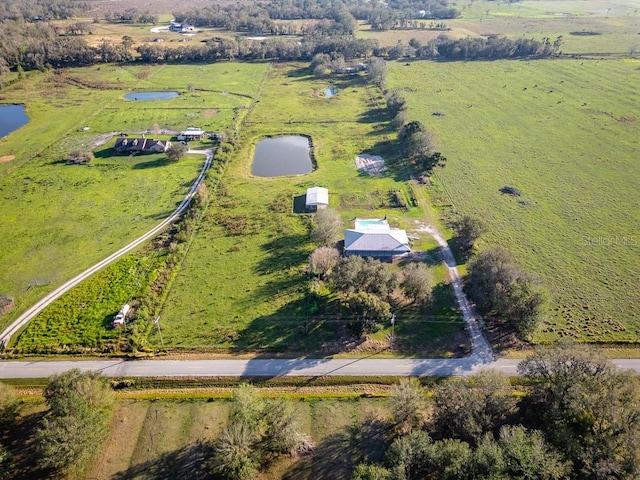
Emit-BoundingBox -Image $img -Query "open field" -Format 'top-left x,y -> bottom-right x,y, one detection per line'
358,0 -> 640,55
154,63 -> 467,357
387,58 -> 640,343
0,64 -> 268,332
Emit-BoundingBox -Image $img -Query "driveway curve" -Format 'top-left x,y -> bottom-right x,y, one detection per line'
413,223 -> 493,362
0,149 -> 213,347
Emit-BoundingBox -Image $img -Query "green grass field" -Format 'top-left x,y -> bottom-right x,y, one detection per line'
80,396 -> 390,480
6,393 -> 402,479
154,63 -> 466,357
387,58 -> 640,343
0,64 -> 269,332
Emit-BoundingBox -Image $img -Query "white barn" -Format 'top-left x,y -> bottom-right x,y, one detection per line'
177,127 -> 206,141
305,187 -> 329,211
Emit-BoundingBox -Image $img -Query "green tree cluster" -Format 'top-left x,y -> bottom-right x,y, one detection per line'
310,207 -> 343,246
166,142 -> 189,162
398,121 -> 446,176
329,256 -> 396,335
465,248 -> 547,338
35,370 -> 114,475
452,215 -> 485,260
353,345 -> 640,480
213,384 -> 311,480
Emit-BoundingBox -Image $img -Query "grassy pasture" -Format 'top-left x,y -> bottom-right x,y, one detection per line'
0,64 -> 268,332
154,63 -> 466,357
359,0 -> 640,55
387,58 -> 640,343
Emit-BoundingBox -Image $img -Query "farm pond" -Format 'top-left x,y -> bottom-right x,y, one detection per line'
124,91 -> 179,101
252,135 -> 313,177
0,104 -> 28,138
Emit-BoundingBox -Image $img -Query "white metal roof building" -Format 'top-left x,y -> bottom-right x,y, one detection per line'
177,127 -> 206,140
306,187 -> 329,209
344,218 -> 410,258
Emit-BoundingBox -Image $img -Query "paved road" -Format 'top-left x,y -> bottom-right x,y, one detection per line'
0,149 -> 213,347
0,357 -> 638,379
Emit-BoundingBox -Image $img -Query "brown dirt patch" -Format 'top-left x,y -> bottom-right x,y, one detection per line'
0,155 -> 15,163
202,109 -> 219,117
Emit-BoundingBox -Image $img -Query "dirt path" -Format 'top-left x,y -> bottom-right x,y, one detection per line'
412,222 -> 494,363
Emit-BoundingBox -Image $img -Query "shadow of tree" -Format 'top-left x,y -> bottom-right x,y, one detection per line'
255,233 -> 310,276
282,413 -> 391,480
6,411 -> 52,480
110,441 -> 215,480
132,158 -> 174,169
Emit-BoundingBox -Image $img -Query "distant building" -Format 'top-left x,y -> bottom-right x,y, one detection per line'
344,218 -> 410,258
305,186 -> 329,211
177,127 -> 206,141
169,23 -> 195,33
114,137 -> 171,154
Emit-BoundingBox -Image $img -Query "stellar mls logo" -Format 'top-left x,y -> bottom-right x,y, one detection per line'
581,235 -> 638,247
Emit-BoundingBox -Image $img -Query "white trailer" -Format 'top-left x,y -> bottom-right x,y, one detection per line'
113,304 -> 130,328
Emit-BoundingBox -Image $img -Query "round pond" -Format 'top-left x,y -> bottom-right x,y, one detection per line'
124,91 -> 179,101
252,136 -> 313,177
0,104 -> 29,138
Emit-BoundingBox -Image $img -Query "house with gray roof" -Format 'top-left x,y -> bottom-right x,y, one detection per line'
344,218 -> 410,258
114,137 -> 171,154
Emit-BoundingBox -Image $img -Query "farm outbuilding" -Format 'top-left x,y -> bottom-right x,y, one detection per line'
177,127 -> 206,141
305,187 -> 329,210
344,218 -> 410,258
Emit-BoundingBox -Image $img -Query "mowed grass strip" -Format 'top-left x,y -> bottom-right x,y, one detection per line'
154,63 -> 467,356
387,58 -> 640,342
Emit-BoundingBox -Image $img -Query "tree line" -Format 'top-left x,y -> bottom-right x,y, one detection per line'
173,0 -> 457,37
0,0 -> 559,75
0,0 -> 84,22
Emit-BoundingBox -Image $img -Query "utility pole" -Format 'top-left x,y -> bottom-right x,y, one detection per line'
154,316 -> 165,350
390,313 -> 396,347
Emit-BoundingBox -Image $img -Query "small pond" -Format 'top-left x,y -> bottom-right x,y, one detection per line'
252,135 -> 313,177
325,88 -> 337,98
124,91 -> 179,101
0,104 -> 29,139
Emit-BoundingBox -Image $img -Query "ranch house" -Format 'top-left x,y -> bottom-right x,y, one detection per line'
344,218 -> 410,258
114,137 -> 171,154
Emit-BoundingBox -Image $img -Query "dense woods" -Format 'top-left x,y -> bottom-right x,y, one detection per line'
353,346 -> 640,480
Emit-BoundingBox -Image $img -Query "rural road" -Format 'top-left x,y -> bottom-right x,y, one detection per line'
0,357 -> 639,379
0,149 -> 213,348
